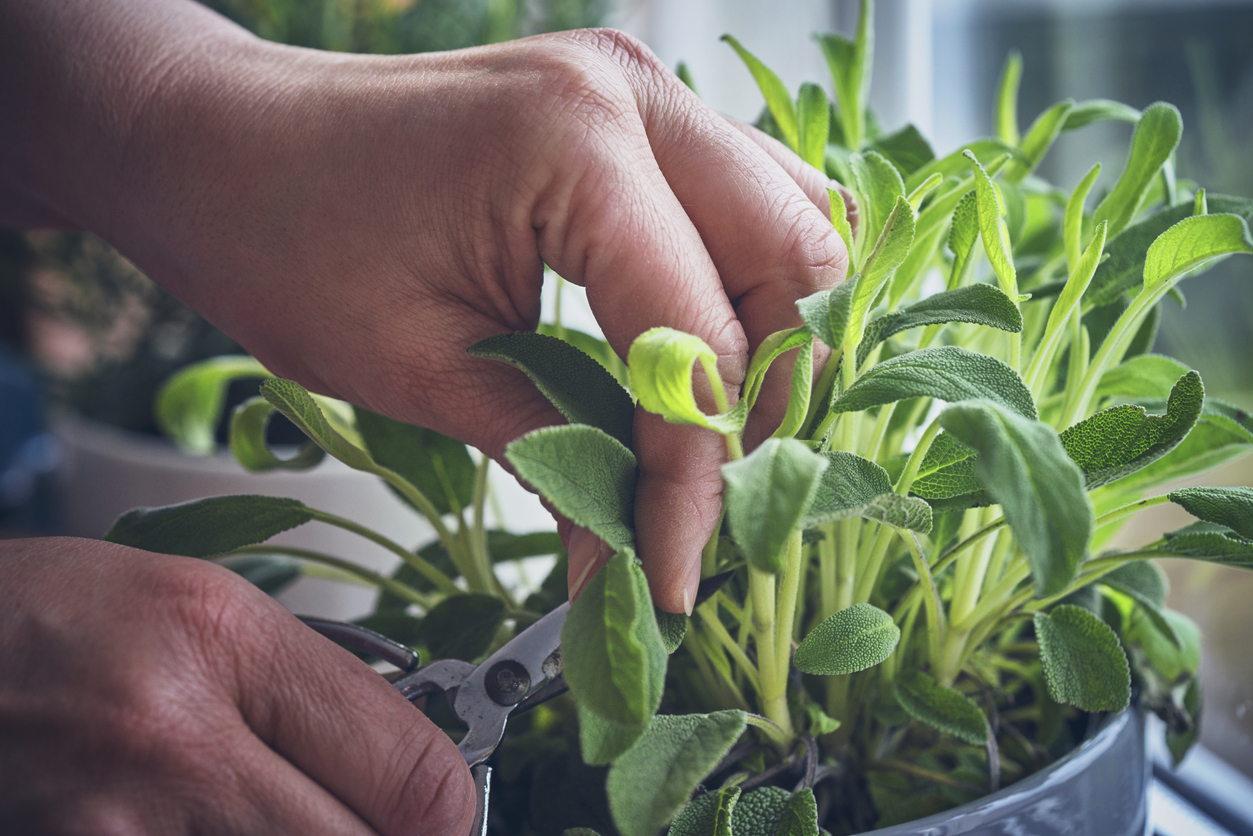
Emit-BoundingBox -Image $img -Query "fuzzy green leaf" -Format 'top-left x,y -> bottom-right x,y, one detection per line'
910,433 -> 982,502
1143,213 -> 1253,292
536,323 -> 629,388
260,378 -> 375,470
723,35 -> 798,150
797,82 -> 829,170
727,787 -> 789,836
1169,486 -> 1253,540
420,593 -> 506,661
1061,99 -> 1141,131
1128,606 -> 1201,683
229,397 -> 326,472
506,425 -> 637,552
850,151 -> 907,257
994,50 -> 1022,145
1102,560 -> 1168,607
794,603 -> 901,676
156,355 -> 272,455
1034,605 -> 1131,712
948,191 -> 980,287
468,331 -> 635,449
628,327 -> 746,435
904,138 -> 1023,194
723,439 -> 828,573
941,400 -> 1091,595
770,338 -> 814,440
858,284 -> 1022,365
743,328 -> 812,411
1061,371 -> 1203,489
656,609 -> 688,654
105,495 -> 313,557
607,711 -> 747,836
849,197 -> 915,349
1097,354 -> 1191,400
1155,526 -> 1253,569
353,407 -> 476,516
224,554 -> 301,594
1092,102 -> 1183,239
827,187 -> 855,258
964,150 -> 1017,296
797,281 -> 857,351
816,0 -> 871,149
893,670 -> 989,745
802,451 -> 892,527
563,551 -> 666,728
832,346 -> 1036,419
775,789 -> 819,836
580,704 -> 646,767
668,787 -> 740,836
870,124 -> 935,175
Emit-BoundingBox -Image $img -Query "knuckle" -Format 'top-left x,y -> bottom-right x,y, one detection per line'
375,721 -> 475,836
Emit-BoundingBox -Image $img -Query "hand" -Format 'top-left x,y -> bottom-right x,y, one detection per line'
0,2 -> 850,613
0,538 -> 474,835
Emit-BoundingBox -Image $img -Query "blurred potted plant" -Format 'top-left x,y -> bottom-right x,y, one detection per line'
104,0 -> 1253,832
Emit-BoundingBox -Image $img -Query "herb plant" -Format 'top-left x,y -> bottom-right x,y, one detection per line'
107,2 -> 1253,832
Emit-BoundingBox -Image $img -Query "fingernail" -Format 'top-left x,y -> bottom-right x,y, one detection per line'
567,527 -> 600,601
682,563 -> 701,616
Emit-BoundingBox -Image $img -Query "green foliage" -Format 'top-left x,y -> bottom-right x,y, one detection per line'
354,407 -> 476,515
858,284 -> 1022,365
627,327 -> 745,435
1093,103 -> 1183,238
668,787 -> 740,836
1142,213 -> 1253,291
1169,486 -> 1253,539
794,603 -> 900,675
1034,605 -> 1132,712
657,609 -> 689,654
727,787 -> 789,836
722,35 -> 798,151
419,593 -> 506,660
893,670 -> 989,745
155,355 -> 272,454
723,439 -> 828,572
230,396 -> 326,471
774,789 -> 819,836
105,495 -> 313,557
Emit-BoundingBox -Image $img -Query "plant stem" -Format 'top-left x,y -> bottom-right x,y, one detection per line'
748,565 -> 792,737
222,544 -> 432,607
902,530 -> 944,671
308,509 -> 460,595
698,604 -> 761,692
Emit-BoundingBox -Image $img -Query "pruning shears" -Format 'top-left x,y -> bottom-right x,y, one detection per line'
302,601 -> 571,836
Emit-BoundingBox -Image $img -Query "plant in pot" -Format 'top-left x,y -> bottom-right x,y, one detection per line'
105,1 -> 1253,833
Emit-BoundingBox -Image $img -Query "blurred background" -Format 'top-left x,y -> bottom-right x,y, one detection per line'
2,0 -> 1250,777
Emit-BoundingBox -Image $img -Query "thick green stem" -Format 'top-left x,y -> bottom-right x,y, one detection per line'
748,566 -> 792,736
308,509 -> 460,596
697,604 -> 761,692
818,522 -> 839,622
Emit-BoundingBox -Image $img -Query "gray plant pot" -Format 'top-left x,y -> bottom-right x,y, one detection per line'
860,710 -> 1148,836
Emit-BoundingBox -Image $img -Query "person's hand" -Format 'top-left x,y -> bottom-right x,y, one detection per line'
0,1 -> 850,613
0,538 -> 475,835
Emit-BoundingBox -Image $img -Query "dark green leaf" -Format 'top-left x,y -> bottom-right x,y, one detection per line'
607,711 -> 747,836
797,281 -> 857,351
505,425 -> 637,552
941,401 -> 1091,595
155,355 -> 272,455
105,495 -> 314,557
1061,99 -> 1141,131
802,451 -> 891,525
858,284 -> 1023,365
774,789 -> 819,836
223,554 -> 300,594
668,787 -> 740,836
420,593 -> 506,661
910,432 -> 983,501
580,704 -> 646,767
870,124 -> 935,175
722,439 -> 828,573
794,603 -> 901,675
468,332 -> 635,450
537,323 -> 629,389
1100,561 -> 1180,648
1034,605 -> 1131,712
353,407 -> 475,515
1092,102 -> 1183,238
656,609 -> 688,654
1166,677 -> 1202,766
1062,372 -> 1203,489
726,787 -> 789,836
1170,486 -> 1253,539
562,551 -> 666,727
354,612 -> 424,650
849,151 -> 906,255
1096,354 -> 1191,400
832,347 -> 1036,419
893,670 -> 989,745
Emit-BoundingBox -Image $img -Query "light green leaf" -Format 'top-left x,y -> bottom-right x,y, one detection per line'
468,331 -> 635,449
804,704 -> 841,736
354,407 -> 476,516
723,35 -> 798,150
1143,213 -> 1253,292
742,328 -> 812,411
1100,561 -> 1181,649
105,495 -> 313,557
893,670 -> 989,745
964,150 -> 1017,296
1004,99 -> 1074,183
994,50 -> 1022,145
505,425 -> 637,552
1061,99 -> 1141,131
722,439 -> 828,573
155,355 -> 272,455
580,704 -> 646,767
910,432 -> 983,502
419,593 -> 506,661
1169,486 -> 1253,540
607,710 -> 747,836
831,346 -> 1037,419
775,789 -> 819,836
941,400 -> 1091,596
563,551 -> 666,728
1195,188 -> 1208,216
628,327 -> 745,435
260,378 -> 375,470
906,172 -> 943,212
797,280 -> 857,351
727,787 -> 789,836
797,82 -> 829,170
668,787 -> 740,836
801,451 -> 889,525
1061,371 -> 1203,489
903,138 -> 1023,194
770,338 -> 814,440
1092,102 -> 1183,239
948,190 -> 979,287
794,603 -> 901,676
1128,606 -> 1201,683
1096,354 -> 1191,399
827,187 -> 855,258
850,151 -> 907,257
1065,163 -> 1102,274
1034,605 -> 1131,712
229,397 -> 326,472
816,0 -> 871,149
858,284 -> 1023,366
656,609 -> 688,654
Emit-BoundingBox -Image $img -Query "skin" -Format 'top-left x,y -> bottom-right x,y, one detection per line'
1,0 -> 851,831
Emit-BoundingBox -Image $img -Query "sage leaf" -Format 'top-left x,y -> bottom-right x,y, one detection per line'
849,197 -> 916,348
628,327 -> 746,435
1100,561 -> 1181,649
1166,678 -> 1202,766
850,151 -> 906,255
562,551 -> 667,728
722,439 -> 828,573
580,704 -> 646,767
804,704 -> 841,735
948,190 -> 979,287
260,378 -> 375,470
1128,606 -> 1201,683
1143,213 -> 1253,292
105,495 -> 313,557
668,787 -> 740,836
354,407 -> 475,515
1065,163 -> 1102,274
796,82 -> 829,170
797,281 -> 856,351
893,670 -> 989,745
742,328 -> 812,411
1097,354 -> 1191,399
537,323 -> 629,388
607,710 -> 747,836
858,284 -> 1023,365
505,425 -> 637,552
723,35 -> 798,150
1061,371 -> 1203,489
1169,486 -> 1253,540
1092,102 -> 1182,238
910,433 -> 982,502
420,593 -> 506,661
224,554 -> 300,594
1004,99 -> 1074,183
832,346 -> 1036,419
801,451 -> 890,526
656,608 -> 688,654
964,150 -> 1017,296
940,400 -> 1091,595
1034,605 -> 1131,712
230,397 -> 326,472
827,187 -> 855,258
468,332 -> 635,450
1061,99 -> 1141,131
994,50 -> 1022,145
728,787 -> 789,836
155,355 -> 272,455
794,602 -> 900,676
815,1 -> 870,149
904,138 -> 1023,194
1156,525 -> 1253,570
870,124 -> 935,175
770,337 -> 814,439
775,789 -> 819,836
